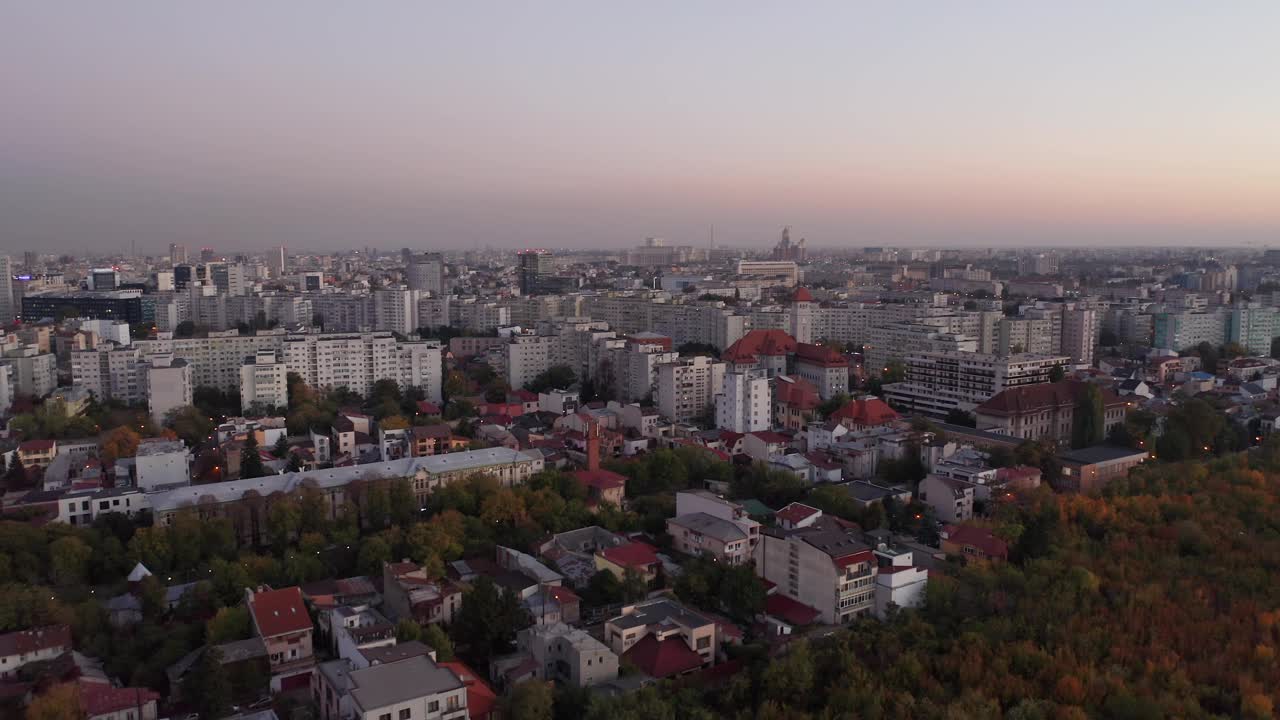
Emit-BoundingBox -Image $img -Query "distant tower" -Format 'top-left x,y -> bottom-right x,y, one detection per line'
790,286 -> 814,344
517,249 -> 552,295
276,246 -> 287,277
169,243 -> 187,265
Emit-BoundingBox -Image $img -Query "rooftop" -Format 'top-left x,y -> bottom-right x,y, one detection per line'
1058,445 -> 1149,465
348,655 -> 463,711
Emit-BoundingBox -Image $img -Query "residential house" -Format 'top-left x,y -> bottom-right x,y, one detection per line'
743,431 -> 790,462
605,598 -> 719,677
0,625 -> 72,680
772,375 -> 820,431
941,523 -> 1009,563
594,542 -> 661,587
667,512 -> 753,565
313,654 -> 467,720
382,562 -> 464,627
504,622 -> 619,688
246,586 -> 316,692
917,474 -> 976,523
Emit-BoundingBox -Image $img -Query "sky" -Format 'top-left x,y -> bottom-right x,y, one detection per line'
1,2 -> 1278,253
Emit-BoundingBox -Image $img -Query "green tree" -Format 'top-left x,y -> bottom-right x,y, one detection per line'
1195,341 -> 1219,374
395,618 -> 423,642
505,680 -> 554,720
184,648 -> 233,720
49,536 -> 92,587
422,622 -> 455,661
357,536 -> 392,575
206,606 -> 252,644
524,365 -> 576,393
1048,364 -> 1066,382
272,434 -> 290,458
166,405 -> 214,446
240,433 -> 267,479
1070,383 -> 1105,449
453,576 -> 528,664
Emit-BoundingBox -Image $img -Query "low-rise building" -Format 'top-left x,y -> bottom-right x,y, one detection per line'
247,586 -> 315,693
941,523 -> 1009,563
0,625 -> 72,679
510,622 -> 619,688
917,474 -> 976,524
755,509 -> 877,625
605,598 -> 719,677
314,654 -> 467,720
1057,445 -> 1149,493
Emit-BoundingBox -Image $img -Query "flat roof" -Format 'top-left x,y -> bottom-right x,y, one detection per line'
1058,445 -> 1148,465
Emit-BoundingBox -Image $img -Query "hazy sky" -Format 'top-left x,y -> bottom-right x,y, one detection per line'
2,2 -> 1278,253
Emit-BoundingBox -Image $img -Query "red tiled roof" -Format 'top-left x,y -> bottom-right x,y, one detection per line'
995,465 -> 1041,483
773,376 -> 820,410
79,682 -> 159,717
599,542 -> 659,570
792,286 -> 814,303
774,503 -> 820,525
622,634 -> 704,678
438,661 -> 498,720
944,524 -> 1009,560
722,330 -> 797,364
749,430 -> 790,444
976,380 -> 1124,417
249,586 -> 312,637
547,585 -> 580,604
19,439 -> 55,452
765,594 -> 820,626
833,549 -> 874,568
573,469 -> 626,491
510,389 -> 539,403
830,397 -> 899,426
0,625 -> 71,657
416,401 -> 442,415
794,342 -> 848,368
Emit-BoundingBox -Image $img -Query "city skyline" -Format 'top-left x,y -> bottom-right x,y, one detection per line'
2,2 -> 1278,252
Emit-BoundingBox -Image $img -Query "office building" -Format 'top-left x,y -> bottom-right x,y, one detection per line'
23,291 -> 147,324
169,243 -> 187,265
406,252 -> 445,294
517,249 -> 553,295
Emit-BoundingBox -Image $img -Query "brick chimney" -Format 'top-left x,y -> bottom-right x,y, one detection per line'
586,419 -> 600,472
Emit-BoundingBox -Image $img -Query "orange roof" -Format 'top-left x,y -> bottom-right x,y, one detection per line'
830,397 -> 899,426
621,634 -> 704,678
976,380 -> 1124,417
722,329 -> 797,364
794,343 -> 848,368
599,541 -> 659,569
792,286 -> 814,303
775,502 -> 820,525
438,660 -> 498,720
773,376 -> 820,410
573,469 -> 627,491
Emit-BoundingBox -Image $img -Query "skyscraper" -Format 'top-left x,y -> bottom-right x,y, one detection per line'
517,249 -> 552,295
23,251 -> 38,270
169,243 -> 188,265
275,246 -> 288,277
0,256 -> 13,323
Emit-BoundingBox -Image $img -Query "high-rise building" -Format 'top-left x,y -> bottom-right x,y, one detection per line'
716,370 -> 771,432
200,247 -> 216,263
656,356 -> 726,424
88,269 -> 120,291
518,249 -> 553,295
882,351 -> 1069,418
771,226 -> 808,262
147,354 -> 193,424
406,253 -> 445,294
0,256 -> 14,323
169,243 -> 188,265
23,252 -> 39,270
372,288 -> 420,335
275,246 -> 287,277
240,350 -> 289,413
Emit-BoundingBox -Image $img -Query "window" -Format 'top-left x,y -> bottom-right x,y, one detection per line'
428,701 -> 439,712
696,636 -> 710,650
399,710 -> 411,720
380,714 -> 391,720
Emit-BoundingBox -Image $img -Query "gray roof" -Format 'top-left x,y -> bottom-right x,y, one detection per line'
348,655 -> 463,711
609,598 -> 712,633
841,481 -> 903,503
1059,445 -> 1148,465
360,640 -> 433,666
667,512 -> 747,543
149,447 -> 541,513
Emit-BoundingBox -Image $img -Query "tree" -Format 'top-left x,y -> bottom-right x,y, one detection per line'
944,408 -> 976,427
1048,364 -> 1066,382
524,365 -> 576,393
380,415 -> 410,431
817,393 -> 850,419
49,536 -> 91,587
881,359 -> 907,383
174,320 -> 196,338
1195,341 -> 1219,374
5,454 -> 27,488
396,618 -> 423,642
1070,383 -> 1105,449
422,622 -> 455,661
100,426 -> 142,464
506,681 -> 554,720
453,576 -> 528,664
240,433 -> 267,479
206,606 -> 252,643
184,648 -> 233,720
166,405 -> 214,446
1271,336 -> 1280,361
272,434 -> 290,458
25,683 -> 82,720
1099,328 -> 1119,347
357,536 -> 392,575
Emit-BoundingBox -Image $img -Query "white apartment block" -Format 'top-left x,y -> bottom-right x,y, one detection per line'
865,322 -> 978,374
882,351 -> 1069,418
657,356 -> 725,424
505,332 -> 560,390
1152,309 -> 1227,351
72,346 -> 146,403
399,341 -> 443,403
147,354 -> 193,424
372,287 -> 420,335
284,332 -> 401,398
5,347 -> 57,398
135,330 -> 287,391
756,510 -> 877,625
716,371 -> 771,433
240,349 -> 290,413
600,338 -> 678,403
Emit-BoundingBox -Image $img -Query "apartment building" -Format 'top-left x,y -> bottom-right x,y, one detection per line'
399,341 -> 444,402
672,490 -> 761,558
147,354 -> 193,424
755,508 -> 878,625
1152,309 -> 1227,351
882,351 -> 1069,418
372,288 -> 420,335
5,346 -> 56,398
71,345 -> 147,403
284,332 -> 400,398
600,335 -> 678,403
917,474 -> 976,523
864,321 -> 978,375
715,370 -> 771,433
656,356 -> 726,424
0,625 -> 72,680
135,330 -> 287,391
241,349 -> 290,413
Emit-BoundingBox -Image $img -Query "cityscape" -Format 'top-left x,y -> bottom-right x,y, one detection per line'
3,4 -> 1280,720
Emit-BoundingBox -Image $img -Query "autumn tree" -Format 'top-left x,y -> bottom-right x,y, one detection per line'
100,426 -> 142,463
25,683 -> 82,720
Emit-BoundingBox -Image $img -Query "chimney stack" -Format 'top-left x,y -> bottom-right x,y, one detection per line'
586,419 -> 600,472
